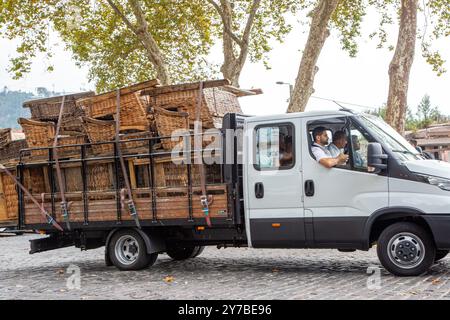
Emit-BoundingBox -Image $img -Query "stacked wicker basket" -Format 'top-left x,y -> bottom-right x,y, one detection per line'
0,78 -> 260,224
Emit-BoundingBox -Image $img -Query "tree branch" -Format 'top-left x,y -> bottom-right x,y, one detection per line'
106,0 -> 139,35
128,0 -> 150,36
241,0 -> 262,46
107,0 -> 171,84
206,0 -> 244,47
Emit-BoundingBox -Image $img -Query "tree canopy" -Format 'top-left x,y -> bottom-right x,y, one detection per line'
0,0 -> 216,91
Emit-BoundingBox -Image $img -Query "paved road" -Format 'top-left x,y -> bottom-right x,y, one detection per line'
1,234 -> 450,300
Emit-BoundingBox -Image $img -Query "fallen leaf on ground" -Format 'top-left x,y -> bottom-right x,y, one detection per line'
431,279 -> 441,285
164,276 -> 175,283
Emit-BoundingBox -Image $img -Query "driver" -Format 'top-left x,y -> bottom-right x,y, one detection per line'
311,126 -> 349,168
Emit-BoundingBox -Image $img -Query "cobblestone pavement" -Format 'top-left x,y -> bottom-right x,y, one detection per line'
1,234 -> 450,300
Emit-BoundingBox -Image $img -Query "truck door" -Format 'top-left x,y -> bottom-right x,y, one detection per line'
301,116 -> 389,248
245,118 -> 306,248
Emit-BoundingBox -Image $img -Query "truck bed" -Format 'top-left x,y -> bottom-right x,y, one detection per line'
16,126 -> 242,231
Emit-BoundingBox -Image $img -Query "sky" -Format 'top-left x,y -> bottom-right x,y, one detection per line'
0,6 -> 449,118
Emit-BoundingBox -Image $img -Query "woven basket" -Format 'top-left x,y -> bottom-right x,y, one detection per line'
154,156 -> 222,188
23,92 -> 95,121
203,88 -> 242,118
1,172 -> 18,219
60,105 -> 86,135
18,118 -> 55,158
78,92 -> 150,131
0,129 -> 12,148
80,117 -> 116,155
81,117 -> 151,155
0,139 -> 28,163
120,131 -> 153,154
147,88 -> 242,129
150,107 -> 189,151
56,134 -> 86,157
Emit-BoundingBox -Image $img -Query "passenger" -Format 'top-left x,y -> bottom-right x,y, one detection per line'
328,130 -> 347,157
352,135 -> 364,167
311,126 -> 349,168
410,139 -> 423,153
279,135 -> 293,166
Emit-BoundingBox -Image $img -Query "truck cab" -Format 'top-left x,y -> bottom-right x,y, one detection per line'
243,110 -> 450,276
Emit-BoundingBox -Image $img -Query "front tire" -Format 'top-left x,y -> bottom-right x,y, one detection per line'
377,222 -> 435,276
109,229 -> 158,271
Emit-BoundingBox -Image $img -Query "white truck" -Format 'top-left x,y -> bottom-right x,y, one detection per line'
22,110 -> 450,276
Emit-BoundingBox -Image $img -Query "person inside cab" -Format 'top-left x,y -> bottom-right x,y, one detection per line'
279,134 -> 293,167
352,135 -> 364,167
311,126 -> 349,168
327,130 -> 347,157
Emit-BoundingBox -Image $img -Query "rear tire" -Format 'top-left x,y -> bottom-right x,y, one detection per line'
193,246 -> 205,257
167,246 -> 203,261
109,229 -> 158,271
435,250 -> 449,262
377,222 -> 435,276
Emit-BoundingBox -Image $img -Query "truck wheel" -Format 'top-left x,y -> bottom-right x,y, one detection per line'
167,246 -> 202,261
377,222 -> 435,276
193,246 -> 205,257
435,250 -> 449,262
109,229 -> 158,271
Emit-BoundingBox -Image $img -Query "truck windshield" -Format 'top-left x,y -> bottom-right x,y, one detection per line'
357,115 -> 422,161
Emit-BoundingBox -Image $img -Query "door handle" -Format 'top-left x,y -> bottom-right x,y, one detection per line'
255,182 -> 264,199
305,180 -> 315,197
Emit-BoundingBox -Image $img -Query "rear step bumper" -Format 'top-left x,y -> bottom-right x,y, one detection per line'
30,234 -> 75,254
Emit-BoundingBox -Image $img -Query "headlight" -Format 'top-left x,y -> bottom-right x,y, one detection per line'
417,174 -> 450,191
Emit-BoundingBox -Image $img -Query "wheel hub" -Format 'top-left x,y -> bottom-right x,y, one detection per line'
387,233 -> 425,269
115,235 -> 140,266
394,240 -> 417,262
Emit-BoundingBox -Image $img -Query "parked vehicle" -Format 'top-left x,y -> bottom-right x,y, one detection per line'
13,110 -> 450,276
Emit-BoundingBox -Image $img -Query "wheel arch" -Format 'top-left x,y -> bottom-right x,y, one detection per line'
105,228 -> 167,258
364,207 -> 435,249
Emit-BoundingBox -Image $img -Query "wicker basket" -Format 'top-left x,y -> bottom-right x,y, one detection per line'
23,92 -> 95,121
60,105 -> 86,135
120,131 -> 153,154
18,118 -> 56,158
0,129 -> 12,148
56,134 -> 86,157
81,117 -> 151,155
149,107 -> 189,151
1,171 -> 18,219
0,139 -> 28,163
77,81 -> 157,131
154,156 -> 222,188
146,87 -> 242,129
79,92 -> 149,131
80,117 -> 116,155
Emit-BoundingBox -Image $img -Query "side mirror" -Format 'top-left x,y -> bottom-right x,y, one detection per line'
367,142 -> 388,173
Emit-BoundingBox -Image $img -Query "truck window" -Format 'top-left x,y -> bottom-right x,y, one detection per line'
349,126 -> 369,170
254,124 -> 294,170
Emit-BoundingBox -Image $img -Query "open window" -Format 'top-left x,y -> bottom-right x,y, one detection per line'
307,117 -> 350,169
307,117 -> 376,171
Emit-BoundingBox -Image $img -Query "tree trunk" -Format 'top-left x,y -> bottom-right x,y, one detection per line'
107,0 -> 171,85
220,0 -> 240,86
385,0 -> 417,134
287,0 -> 340,113
210,0 -> 261,87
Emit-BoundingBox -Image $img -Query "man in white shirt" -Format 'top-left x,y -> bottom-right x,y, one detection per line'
328,130 -> 348,157
311,127 -> 349,168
